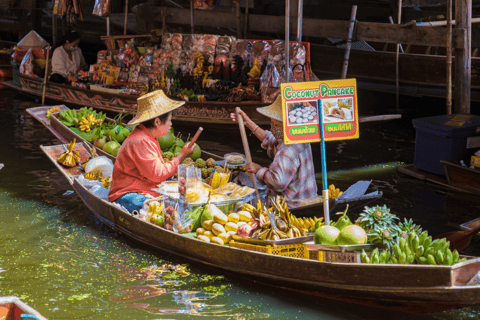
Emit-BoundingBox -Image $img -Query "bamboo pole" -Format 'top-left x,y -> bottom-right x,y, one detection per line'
395,0 -> 402,111
106,17 -> 110,36
286,0 -> 290,82
389,16 -> 404,53
42,46 -> 51,105
235,107 -> 259,203
416,16 -> 480,27
446,0 -> 452,114
341,5 -> 357,79
124,0 -> 128,35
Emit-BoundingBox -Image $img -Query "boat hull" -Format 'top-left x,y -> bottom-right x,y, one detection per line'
69,175 -> 480,314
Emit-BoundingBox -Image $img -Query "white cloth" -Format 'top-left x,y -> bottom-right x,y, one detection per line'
50,46 -> 87,78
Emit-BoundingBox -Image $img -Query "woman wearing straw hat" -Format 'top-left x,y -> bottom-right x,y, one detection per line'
108,90 -> 196,212
231,97 -> 318,208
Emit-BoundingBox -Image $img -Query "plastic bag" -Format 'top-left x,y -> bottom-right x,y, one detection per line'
161,33 -> 173,50
259,63 -> 281,103
230,40 -> 252,67
92,0 -> 111,17
250,40 -> 271,69
90,184 -> 110,200
171,33 -> 183,50
77,174 -> 104,189
84,156 -> 114,178
162,196 -> 193,233
19,49 -> 35,77
182,34 -> 195,51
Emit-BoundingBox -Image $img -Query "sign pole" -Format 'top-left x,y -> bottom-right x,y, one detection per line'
317,99 -> 329,225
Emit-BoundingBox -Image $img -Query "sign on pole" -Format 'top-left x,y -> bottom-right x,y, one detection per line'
280,79 -> 359,224
280,79 -> 359,145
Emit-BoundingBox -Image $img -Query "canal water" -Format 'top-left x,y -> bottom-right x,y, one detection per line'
2,81 -> 480,320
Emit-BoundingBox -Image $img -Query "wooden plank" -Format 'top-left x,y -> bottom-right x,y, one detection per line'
135,5 -> 466,48
454,0 -> 472,113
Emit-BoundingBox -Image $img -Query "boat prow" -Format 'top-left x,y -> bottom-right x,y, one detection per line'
0,296 -> 47,320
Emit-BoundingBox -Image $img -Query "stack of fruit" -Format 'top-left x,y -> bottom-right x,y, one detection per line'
57,139 -> 81,167
59,107 -> 105,129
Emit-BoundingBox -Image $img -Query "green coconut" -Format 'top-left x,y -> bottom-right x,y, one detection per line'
190,145 -> 201,161
158,131 -> 175,151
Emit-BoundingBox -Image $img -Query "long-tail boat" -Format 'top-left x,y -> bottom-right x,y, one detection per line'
27,105 -> 383,215
0,296 -> 47,320
37,138 -> 480,314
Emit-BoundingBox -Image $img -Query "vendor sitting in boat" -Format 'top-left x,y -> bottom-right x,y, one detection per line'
231,97 -> 318,207
108,90 -> 196,212
50,30 -> 88,84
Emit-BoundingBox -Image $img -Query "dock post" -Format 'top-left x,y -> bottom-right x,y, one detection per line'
124,0 -> 129,35
395,0 -> 402,111
341,5 -> 358,79
454,0 -> 472,114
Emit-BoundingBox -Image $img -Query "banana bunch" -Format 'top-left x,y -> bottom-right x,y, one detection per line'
290,216 -> 323,233
59,108 -> 106,128
85,171 -> 102,180
79,114 -> 103,132
328,184 -> 343,199
148,201 -> 163,216
186,190 -> 201,203
242,201 -> 266,219
46,106 -> 62,119
361,231 -> 467,265
80,143 -> 97,168
59,109 -> 79,127
248,197 -> 307,240
101,175 -> 112,189
57,139 -> 81,167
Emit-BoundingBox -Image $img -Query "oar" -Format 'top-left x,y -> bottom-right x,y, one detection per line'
42,46 -> 51,105
235,107 -> 259,202
433,220 -> 480,252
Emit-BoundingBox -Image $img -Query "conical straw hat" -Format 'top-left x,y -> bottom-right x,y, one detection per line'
17,30 -> 49,50
129,90 -> 185,125
256,96 -> 283,122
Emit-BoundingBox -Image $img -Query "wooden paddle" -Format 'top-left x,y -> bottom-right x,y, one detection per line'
235,107 -> 260,202
433,219 -> 480,252
42,46 -> 51,105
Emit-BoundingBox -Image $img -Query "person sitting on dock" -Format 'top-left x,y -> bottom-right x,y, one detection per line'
49,30 -> 88,84
108,90 -> 196,213
230,97 -> 318,207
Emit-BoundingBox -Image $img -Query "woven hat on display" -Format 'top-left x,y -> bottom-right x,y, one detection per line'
129,90 -> 185,125
256,96 -> 283,122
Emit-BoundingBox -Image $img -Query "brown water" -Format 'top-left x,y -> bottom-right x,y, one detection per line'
2,82 -> 480,320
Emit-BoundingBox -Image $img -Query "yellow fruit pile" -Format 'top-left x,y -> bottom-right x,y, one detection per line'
210,171 -> 230,189
290,216 -> 323,233
79,114 -> 102,132
328,184 -> 343,199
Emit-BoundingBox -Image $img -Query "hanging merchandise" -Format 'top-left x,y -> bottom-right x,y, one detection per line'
59,0 -> 84,26
92,0 -> 111,17
19,49 -> 35,77
259,63 -> 281,103
250,40 -> 271,69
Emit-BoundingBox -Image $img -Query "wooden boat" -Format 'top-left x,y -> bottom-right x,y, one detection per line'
398,162 -> 480,195
0,296 -> 47,320
38,140 -> 480,314
27,105 -> 383,214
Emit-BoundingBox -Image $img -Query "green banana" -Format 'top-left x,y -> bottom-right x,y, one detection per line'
418,256 -> 428,264
399,238 -> 407,252
407,254 -> 415,264
418,231 -> 428,246
412,235 -> 420,251
427,254 -> 437,265
393,244 -> 402,259
422,237 -> 432,250
398,252 -> 407,264
416,245 -> 425,258
372,252 -> 379,264
435,250 -> 445,265
361,250 -> 368,263
452,250 -> 459,263
390,256 -> 398,264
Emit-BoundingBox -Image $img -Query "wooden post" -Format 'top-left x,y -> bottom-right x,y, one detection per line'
395,0 -> 402,111
190,0 -> 194,34
455,0 -> 471,114
124,0 -> 129,35
42,47 -> 51,105
107,17 -> 111,36
52,13 -> 57,47
446,0 -> 453,114
244,0 -> 249,38
236,1 -> 241,39
389,16 -> 403,53
341,5 -> 357,79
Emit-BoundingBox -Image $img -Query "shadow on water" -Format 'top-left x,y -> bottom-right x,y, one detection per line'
2,84 -> 480,319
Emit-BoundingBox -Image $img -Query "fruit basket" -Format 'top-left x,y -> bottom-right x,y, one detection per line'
231,235 -> 313,246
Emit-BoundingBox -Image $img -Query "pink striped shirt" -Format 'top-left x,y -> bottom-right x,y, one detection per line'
256,130 -> 318,207
108,124 -> 179,201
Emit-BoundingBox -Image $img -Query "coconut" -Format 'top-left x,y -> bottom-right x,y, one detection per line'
336,225 -> 368,245
158,131 -> 175,151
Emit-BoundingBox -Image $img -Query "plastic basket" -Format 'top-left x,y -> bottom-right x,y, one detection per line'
309,249 -> 361,263
230,240 -> 308,259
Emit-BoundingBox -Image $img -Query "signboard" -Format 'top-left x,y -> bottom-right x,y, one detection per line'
281,79 -> 359,144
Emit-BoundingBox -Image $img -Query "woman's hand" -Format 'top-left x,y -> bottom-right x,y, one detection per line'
177,142 -> 196,163
245,162 -> 263,174
230,109 -> 249,123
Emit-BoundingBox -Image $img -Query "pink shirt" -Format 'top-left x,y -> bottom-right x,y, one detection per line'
108,124 -> 179,201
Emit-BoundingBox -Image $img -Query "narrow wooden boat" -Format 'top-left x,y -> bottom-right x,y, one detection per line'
398,162 -> 480,195
39,141 -> 480,314
7,75 -> 400,130
27,105 -> 383,214
0,296 -> 47,320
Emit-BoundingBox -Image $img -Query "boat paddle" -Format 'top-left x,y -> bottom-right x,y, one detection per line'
433,219 -> 480,252
235,107 -> 260,203
42,46 -> 51,105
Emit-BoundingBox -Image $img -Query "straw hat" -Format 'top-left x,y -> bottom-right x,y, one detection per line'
128,90 -> 185,125
256,96 -> 283,122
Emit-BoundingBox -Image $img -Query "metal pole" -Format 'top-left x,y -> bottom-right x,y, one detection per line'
124,0 -> 129,35
285,0 -> 290,82
447,0 -> 453,114
190,0 -> 194,34
297,0 -> 303,42
395,0 -> 402,111
317,99 -> 329,225
244,0 -> 249,38
341,5 -> 357,79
